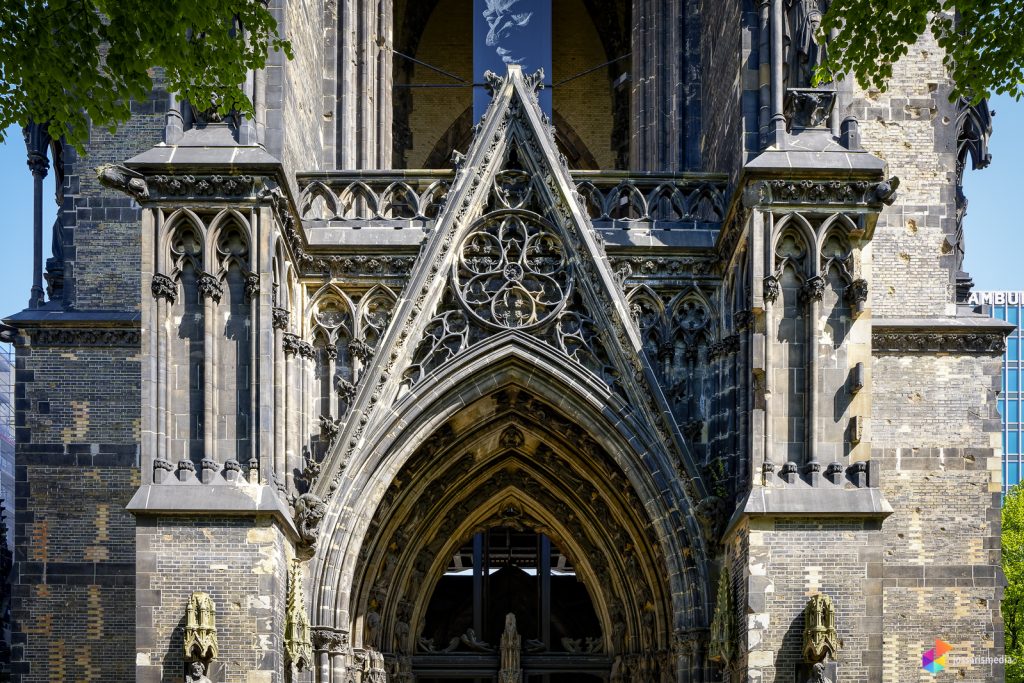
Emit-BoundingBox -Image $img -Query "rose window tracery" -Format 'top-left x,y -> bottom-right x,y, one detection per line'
454,210 -> 572,330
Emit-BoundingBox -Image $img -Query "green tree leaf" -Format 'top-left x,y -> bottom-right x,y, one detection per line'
0,1 -> 292,151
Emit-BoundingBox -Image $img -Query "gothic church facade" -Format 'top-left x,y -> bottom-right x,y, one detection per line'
2,2 -> 1006,682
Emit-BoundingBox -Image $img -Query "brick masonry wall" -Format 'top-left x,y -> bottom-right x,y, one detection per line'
552,0 -> 616,170
60,91 -> 165,313
279,0 -> 326,177
868,351 -> 1003,680
135,515 -> 290,683
852,29 -> 961,319
11,458 -> 139,682
405,0 -> 472,169
10,336 -> 142,682
744,518 -> 885,683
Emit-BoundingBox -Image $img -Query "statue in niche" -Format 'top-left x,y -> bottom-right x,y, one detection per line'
784,0 -> 832,88
184,660 -> 213,683
499,613 -> 522,683
365,610 -> 382,650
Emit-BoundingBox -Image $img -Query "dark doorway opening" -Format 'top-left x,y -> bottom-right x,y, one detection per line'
415,527 -> 608,682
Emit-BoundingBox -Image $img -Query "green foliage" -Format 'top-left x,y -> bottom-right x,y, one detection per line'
819,0 -> 1024,103
0,1 -> 293,151
1003,484 -> 1024,680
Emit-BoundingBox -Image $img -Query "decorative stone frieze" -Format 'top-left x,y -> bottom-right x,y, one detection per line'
30,327 -> 141,347
872,330 -> 1007,354
148,174 -> 266,199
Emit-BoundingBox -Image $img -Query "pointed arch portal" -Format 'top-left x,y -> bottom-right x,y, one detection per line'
305,68 -> 714,682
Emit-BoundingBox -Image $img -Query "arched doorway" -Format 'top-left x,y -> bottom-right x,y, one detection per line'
338,385 -> 691,682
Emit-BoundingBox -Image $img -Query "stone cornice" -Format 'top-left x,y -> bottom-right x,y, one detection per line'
872,317 -> 1014,355
2,311 -> 142,348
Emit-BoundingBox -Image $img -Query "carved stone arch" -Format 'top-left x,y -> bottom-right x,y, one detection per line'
299,180 -> 339,221
309,338 -> 710,649
207,212 -> 252,290
354,284 -> 398,352
160,208 -> 204,282
771,214 -> 815,282
348,415 -> 675,660
669,287 -> 718,340
270,234 -> 290,307
206,208 -> 252,268
307,284 -> 356,339
161,208 -> 207,277
625,284 -> 667,368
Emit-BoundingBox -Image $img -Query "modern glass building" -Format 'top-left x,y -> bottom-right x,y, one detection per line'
968,290 -> 1024,492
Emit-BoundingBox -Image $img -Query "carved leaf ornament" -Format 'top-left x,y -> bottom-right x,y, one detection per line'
454,210 -> 572,330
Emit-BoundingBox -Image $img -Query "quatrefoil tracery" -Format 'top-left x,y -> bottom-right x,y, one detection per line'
454,210 -> 572,330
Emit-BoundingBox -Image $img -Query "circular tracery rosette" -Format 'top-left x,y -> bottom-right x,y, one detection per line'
454,210 -> 572,330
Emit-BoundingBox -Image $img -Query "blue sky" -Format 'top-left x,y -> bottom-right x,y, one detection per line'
0,95 -> 1021,319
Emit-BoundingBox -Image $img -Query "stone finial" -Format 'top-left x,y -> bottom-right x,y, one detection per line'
285,560 -> 314,672
184,592 -> 218,661
708,566 -> 735,667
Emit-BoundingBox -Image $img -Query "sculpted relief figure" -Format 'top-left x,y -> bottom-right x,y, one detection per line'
185,661 -> 212,683
784,0 -> 831,88
293,493 -> 327,547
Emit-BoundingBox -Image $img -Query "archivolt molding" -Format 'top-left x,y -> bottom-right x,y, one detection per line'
308,344 -> 709,640
342,396 -> 686,662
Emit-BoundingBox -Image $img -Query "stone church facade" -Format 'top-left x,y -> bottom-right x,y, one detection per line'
1,2 -> 1007,682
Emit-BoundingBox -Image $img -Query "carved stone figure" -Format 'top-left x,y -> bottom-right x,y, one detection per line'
807,661 -> 833,683
183,592 -> 218,661
365,610 -> 382,650
185,660 -> 212,683
293,493 -> 327,547
461,628 -> 494,652
784,0 -> 831,88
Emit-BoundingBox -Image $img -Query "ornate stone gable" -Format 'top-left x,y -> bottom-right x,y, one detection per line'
310,65 -> 710,548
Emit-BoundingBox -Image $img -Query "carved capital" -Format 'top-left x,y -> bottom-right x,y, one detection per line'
348,338 -> 374,362
197,273 -> 223,303
324,345 -> 339,361
151,273 -> 177,303
763,275 -> 780,303
799,276 -> 825,306
734,309 -> 754,332
311,627 -> 349,654
335,376 -> 356,401
845,278 -> 869,307
272,306 -> 290,331
283,332 -> 302,356
27,152 -> 49,177
298,340 -> 316,360
244,273 -> 260,303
